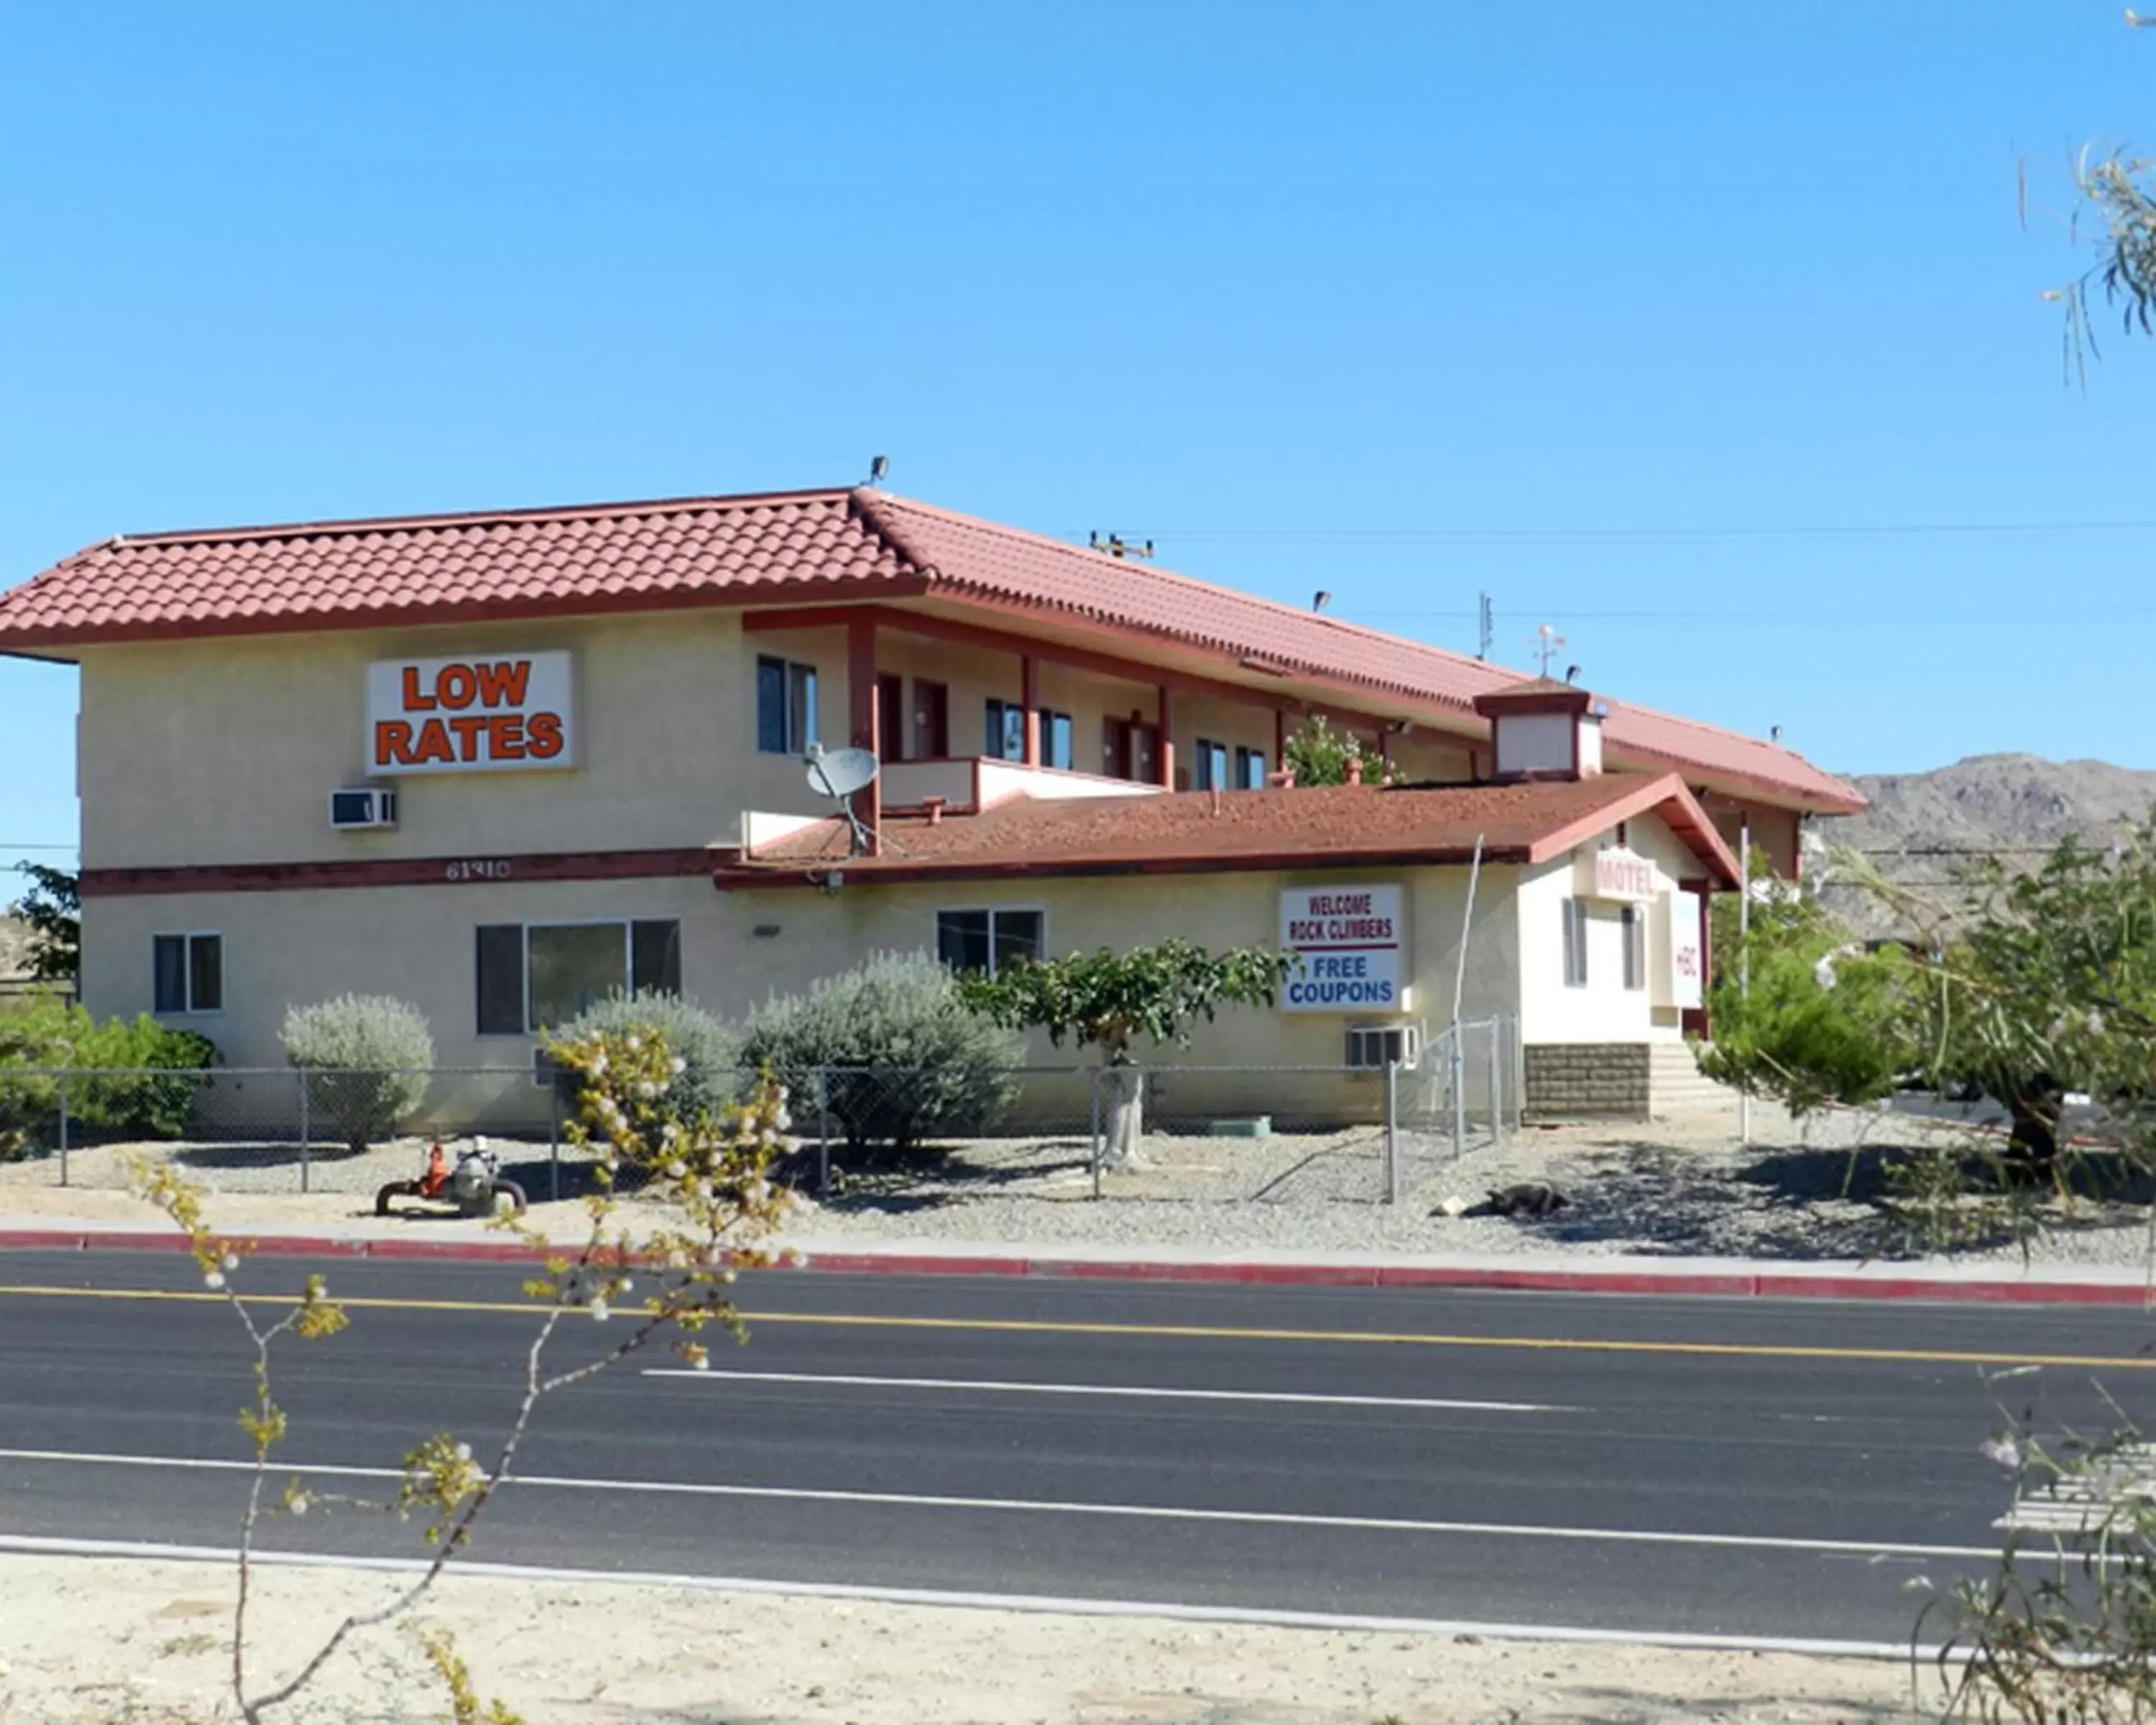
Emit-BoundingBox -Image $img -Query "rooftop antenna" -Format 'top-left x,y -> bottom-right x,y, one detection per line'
803,742 -> 881,856
1530,624 -> 1567,678
1088,531 -> 1154,560
1770,724 -> 1784,742
866,455 -> 889,486
1564,663 -> 1580,684
1312,590 -> 1332,612
1477,591 -> 1493,661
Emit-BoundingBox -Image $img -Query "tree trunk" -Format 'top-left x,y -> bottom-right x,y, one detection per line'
2004,1080 -> 2063,1177
1100,1062 -> 1146,1169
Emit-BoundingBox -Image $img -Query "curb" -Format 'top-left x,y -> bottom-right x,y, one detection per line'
0,1228 -> 2148,1307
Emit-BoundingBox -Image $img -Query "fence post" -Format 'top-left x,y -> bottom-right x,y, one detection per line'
1486,1018 -> 1503,1146
1383,1059 -> 1400,1205
57,1073 -> 70,1190
1089,1067 -> 1104,1200
816,1068 -> 831,1200
549,1080 -> 562,1204
298,1068 -> 311,1195
1451,1029 -> 1468,1160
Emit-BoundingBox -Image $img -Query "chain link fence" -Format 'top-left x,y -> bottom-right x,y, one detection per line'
0,1021 -> 1516,1210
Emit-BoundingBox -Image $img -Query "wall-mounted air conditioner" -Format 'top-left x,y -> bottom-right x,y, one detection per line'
1344,1022 -> 1422,1072
329,787 -> 398,831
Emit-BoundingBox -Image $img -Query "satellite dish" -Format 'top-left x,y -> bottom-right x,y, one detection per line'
806,746 -> 880,801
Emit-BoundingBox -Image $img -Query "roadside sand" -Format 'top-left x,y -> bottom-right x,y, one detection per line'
0,1555 -> 1928,1724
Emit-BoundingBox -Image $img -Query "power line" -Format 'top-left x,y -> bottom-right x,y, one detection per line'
1116,518 -> 2156,547
4,845 -> 77,853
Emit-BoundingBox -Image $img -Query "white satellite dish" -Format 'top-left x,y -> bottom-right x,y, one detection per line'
806,746 -> 880,801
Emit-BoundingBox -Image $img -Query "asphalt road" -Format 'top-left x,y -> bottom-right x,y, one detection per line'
2,1250 -> 2150,1645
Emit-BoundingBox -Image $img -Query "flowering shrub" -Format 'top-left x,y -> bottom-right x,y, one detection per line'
128,1021 -> 796,1723
280,994 -> 433,1153
740,950 -> 1021,1155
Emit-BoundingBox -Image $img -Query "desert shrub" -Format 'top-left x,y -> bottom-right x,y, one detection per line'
740,951 -> 1022,1155
0,1000 -> 216,1154
555,990 -> 740,1121
281,994 -> 433,1154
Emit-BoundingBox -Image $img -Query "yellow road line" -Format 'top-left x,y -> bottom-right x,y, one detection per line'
0,1282 -> 2148,1371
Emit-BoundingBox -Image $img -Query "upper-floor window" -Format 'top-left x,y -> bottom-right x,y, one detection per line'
935,908 -> 1044,977
985,699 -> 1026,762
756,656 -> 818,755
1194,738 -> 1230,791
1041,709 -> 1074,770
1562,898 -> 1590,989
475,919 -> 681,1035
152,932 -> 222,1015
1235,745 -> 1268,789
912,678 -> 949,758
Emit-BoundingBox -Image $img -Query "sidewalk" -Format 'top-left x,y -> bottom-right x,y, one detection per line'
4,1210 -> 2153,1306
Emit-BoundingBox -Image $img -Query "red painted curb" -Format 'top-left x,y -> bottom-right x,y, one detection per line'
0,1228 -> 2148,1307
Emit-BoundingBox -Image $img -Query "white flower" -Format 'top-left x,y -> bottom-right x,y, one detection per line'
203,1271 -> 226,1290
290,1492 -> 311,1517
591,1053 -> 608,1077
719,1269 -> 737,1285
773,1108 -> 793,1132
221,1252 -> 239,1272
787,1248 -> 809,1269
626,1035 -> 642,1052
671,1056 -> 688,1076
589,1298 -> 611,1322
665,1162 -> 686,1179
1980,1436 -> 2023,1471
453,1443 -> 472,1463
1812,955 -> 1838,990
617,1278 -> 634,1293
691,1354 -> 710,1371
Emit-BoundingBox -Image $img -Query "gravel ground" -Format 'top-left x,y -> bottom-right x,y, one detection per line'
10,1092 -> 2155,1269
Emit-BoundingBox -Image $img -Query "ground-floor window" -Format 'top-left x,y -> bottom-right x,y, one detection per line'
1561,898 -> 1589,988
152,932 -> 222,1015
474,919 -> 682,1034
1621,904 -> 1646,990
934,908 -> 1044,977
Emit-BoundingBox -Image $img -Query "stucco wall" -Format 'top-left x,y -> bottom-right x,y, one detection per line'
1515,811 -> 1700,1046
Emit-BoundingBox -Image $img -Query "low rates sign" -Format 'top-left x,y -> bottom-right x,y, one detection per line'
364,651 -> 577,775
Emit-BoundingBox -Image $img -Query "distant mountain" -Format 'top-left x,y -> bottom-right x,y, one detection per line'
1813,754 -> 2156,934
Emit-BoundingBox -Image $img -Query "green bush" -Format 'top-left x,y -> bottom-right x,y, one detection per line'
740,951 -> 1023,1155
0,1000 -> 217,1154
281,995 -> 433,1154
553,989 -> 739,1121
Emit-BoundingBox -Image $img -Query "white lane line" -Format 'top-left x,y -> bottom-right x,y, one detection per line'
639,1367 -> 1572,1414
0,1445 -> 1994,1560
0,1532 -> 1950,1660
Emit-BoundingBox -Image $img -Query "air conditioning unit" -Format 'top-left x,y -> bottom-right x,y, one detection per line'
328,787 -> 397,831
1344,1022 -> 1422,1072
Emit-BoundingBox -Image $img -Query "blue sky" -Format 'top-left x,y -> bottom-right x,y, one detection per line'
4,2 -> 2152,868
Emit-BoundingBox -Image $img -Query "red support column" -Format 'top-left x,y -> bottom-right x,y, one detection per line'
1022,655 -> 1041,766
847,613 -> 882,855
1156,684 -> 1175,788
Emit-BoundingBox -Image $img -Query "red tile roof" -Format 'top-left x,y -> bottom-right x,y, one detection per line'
0,485 -> 1860,813
724,772 -> 1741,888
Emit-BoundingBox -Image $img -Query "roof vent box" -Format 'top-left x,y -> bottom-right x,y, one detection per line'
329,786 -> 398,831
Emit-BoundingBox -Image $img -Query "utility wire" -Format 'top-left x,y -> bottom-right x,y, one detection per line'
1100,518 -> 2156,546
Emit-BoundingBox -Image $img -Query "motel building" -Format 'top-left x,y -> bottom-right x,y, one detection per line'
0,485 -> 1862,1124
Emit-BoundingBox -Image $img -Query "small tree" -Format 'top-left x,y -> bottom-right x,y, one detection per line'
742,951 -> 1023,1156
958,939 -> 1294,1164
281,994 -> 434,1154
7,860 -> 79,985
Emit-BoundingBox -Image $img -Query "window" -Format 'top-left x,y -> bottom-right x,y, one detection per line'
912,678 -> 949,758
985,698 -> 1027,762
935,908 -> 1045,977
474,919 -> 682,1034
1344,1023 -> 1422,1070
1041,709 -> 1074,770
1194,738 -> 1230,791
1235,745 -> 1268,789
755,656 -> 818,755
1561,898 -> 1590,988
1622,904 -> 1646,991
152,933 -> 222,1015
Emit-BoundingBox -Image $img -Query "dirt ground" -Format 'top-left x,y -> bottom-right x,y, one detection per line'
0,1555 -> 1932,1724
